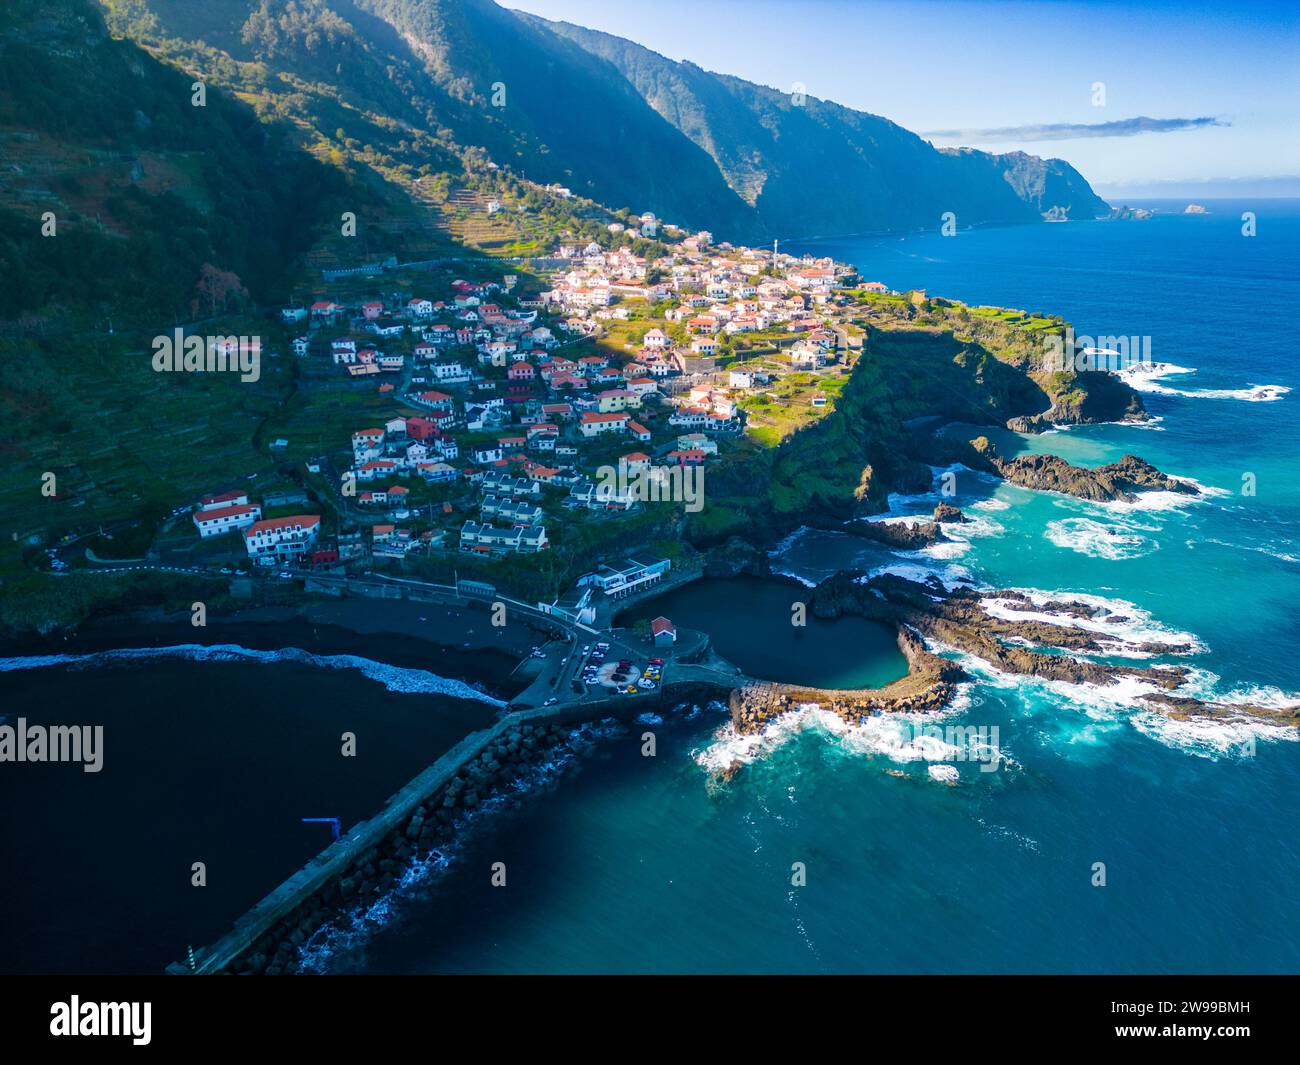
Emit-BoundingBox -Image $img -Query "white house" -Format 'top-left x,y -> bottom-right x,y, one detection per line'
578,411 -> 630,438
243,515 -> 321,560
459,520 -> 549,555
193,502 -> 261,538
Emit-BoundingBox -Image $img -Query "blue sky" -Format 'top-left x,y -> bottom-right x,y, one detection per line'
508,0 -> 1300,196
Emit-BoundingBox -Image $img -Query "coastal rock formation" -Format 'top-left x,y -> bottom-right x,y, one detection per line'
703,536 -> 771,579
813,571 -> 1180,678
1005,414 -> 1051,434
1141,692 -> 1299,726
844,518 -> 944,549
716,564 -> 1293,762
803,569 -> 1295,731
966,437 -> 1198,503
1037,369 -> 1148,425
932,503 -> 967,524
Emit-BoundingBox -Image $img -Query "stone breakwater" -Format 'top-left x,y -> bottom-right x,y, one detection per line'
171,706 -> 604,975
170,685 -> 733,976
727,626 -> 965,739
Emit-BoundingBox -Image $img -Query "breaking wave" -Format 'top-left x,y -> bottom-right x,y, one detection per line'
0,643 -> 506,707
1117,362 -> 1290,402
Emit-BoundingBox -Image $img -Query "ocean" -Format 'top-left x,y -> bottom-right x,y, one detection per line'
4,200 -> 1298,974
0,640 -> 505,974
337,199 -> 1300,974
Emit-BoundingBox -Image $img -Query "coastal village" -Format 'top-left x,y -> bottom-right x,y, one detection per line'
171,222 -> 878,631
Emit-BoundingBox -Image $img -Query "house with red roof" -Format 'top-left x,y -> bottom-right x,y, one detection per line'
579,411 -> 631,438
620,452 -> 652,472
243,515 -> 321,560
193,502 -> 261,538
650,616 -> 677,646
198,490 -> 248,511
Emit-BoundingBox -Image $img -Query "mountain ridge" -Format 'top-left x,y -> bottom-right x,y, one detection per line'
96,0 -> 1109,243
524,10 -> 1111,237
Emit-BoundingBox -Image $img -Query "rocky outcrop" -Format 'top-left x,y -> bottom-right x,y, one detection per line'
797,569 -> 1293,733
966,437 -> 1198,503
1140,693 -> 1299,726
703,536 -> 771,578
843,519 -> 944,549
1040,370 -> 1148,425
932,503 -> 967,524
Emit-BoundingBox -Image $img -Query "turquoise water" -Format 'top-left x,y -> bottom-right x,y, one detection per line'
325,200 -> 1300,974
618,575 -> 908,688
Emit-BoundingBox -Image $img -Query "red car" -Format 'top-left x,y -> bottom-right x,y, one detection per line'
649,658 -> 664,666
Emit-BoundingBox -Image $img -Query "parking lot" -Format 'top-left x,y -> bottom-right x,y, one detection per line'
576,640 -> 663,697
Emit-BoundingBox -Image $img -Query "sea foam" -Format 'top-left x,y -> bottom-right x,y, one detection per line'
0,643 -> 506,707
1117,362 -> 1291,402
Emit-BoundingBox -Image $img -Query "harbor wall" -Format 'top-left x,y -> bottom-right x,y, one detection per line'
168,681 -> 729,975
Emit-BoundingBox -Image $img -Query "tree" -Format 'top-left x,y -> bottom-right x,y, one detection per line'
193,263 -> 248,318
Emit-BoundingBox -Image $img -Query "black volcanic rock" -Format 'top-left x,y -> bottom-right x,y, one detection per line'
966,438 -> 1197,503
845,519 -> 944,549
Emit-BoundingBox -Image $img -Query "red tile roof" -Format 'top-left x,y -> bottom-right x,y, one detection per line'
244,515 -> 320,537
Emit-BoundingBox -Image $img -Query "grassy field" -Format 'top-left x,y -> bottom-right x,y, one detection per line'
0,315 -> 300,569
